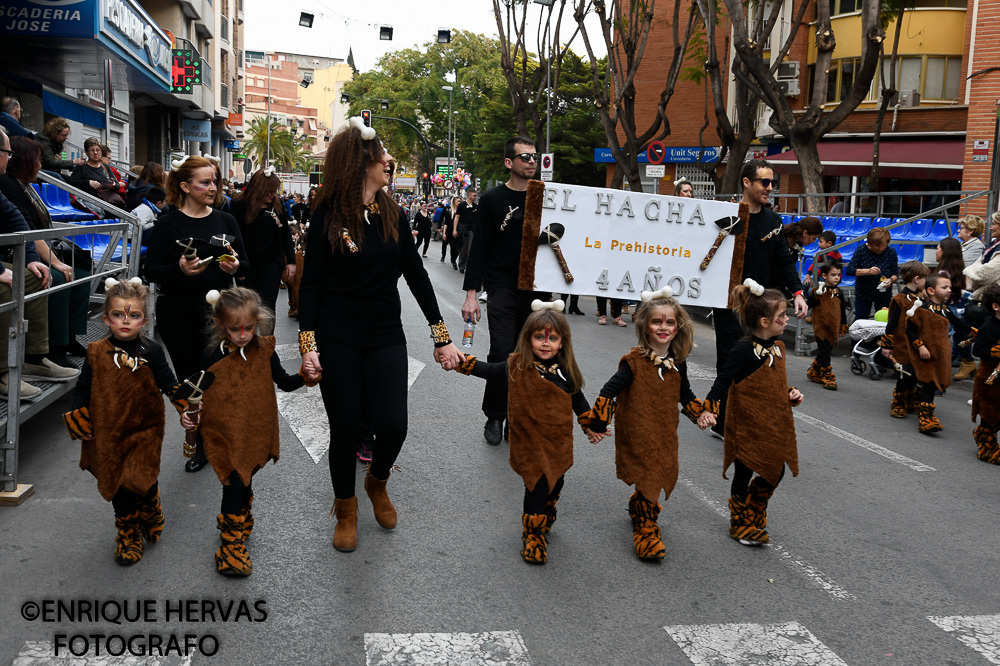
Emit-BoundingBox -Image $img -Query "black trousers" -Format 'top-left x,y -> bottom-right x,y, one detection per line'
156,295 -> 213,382
457,226 -> 474,271
318,341 -> 408,499
440,228 -> 460,263
816,339 -> 832,367
919,382 -> 938,403
241,259 -> 283,329
895,363 -> 918,393
111,483 -> 158,517
416,230 -> 431,255
483,288 -> 537,420
730,459 -> 783,499
595,297 -> 622,318
221,470 -> 253,514
523,475 -> 564,514
712,307 -> 745,429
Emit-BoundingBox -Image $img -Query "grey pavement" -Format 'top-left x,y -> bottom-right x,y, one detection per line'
2,243 -> 1000,665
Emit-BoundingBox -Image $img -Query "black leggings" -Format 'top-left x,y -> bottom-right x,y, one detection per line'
111,483 -> 158,517
730,459 -> 783,500
416,230 -> 431,255
816,339 -> 832,367
595,297 -> 622,318
918,382 -> 938,403
318,341 -> 408,499
523,475 -> 564,514
221,471 -> 253,514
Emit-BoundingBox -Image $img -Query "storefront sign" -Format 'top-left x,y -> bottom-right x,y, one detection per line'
224,139 -> 240,151
0,0 -> 94,37
110,107 -> 129,122
182,118 -> 210,141
973,139 -> 990,163
594,146 -> 723,164
227,112 -> 243,127
523,182 -> 738,308
171,49 -> 201,93
99,0 -> 170,87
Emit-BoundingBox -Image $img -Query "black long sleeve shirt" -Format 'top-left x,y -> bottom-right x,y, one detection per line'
806,285 -> 847,328
973,317 -> 1000,359
706,336 -> 782,403
742,207 -> 804,295
589,358 -> 697,433
468,357 -> 591,415
71,335 -> 177,410
200,342 -> 305,392
228,199 -> 296,268
144,208 -> 249,298
462,184 -> 528,292
297,204 -> 444,347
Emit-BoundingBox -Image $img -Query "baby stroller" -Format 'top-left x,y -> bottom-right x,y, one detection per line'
848,319 -> 892,380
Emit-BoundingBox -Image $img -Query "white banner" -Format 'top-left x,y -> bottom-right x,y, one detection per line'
526,183 -> 741,308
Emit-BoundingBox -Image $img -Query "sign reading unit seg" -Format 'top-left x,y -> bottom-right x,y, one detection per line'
525,182 -> 739,308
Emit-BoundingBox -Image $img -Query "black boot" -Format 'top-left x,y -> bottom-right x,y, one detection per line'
568,295 -> 585,316
484,418 -> 503,446
185,437 -> 208,473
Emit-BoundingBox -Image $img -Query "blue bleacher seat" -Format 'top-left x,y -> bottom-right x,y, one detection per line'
840,274 -> 856,287
69,219 -> 127,262
834,217 -> 853,235
848,217 -> 871,236
803,239 -> 820,255
926,219 -> 951,243
873,217 -> 898,237
821,216 -> 837,232
781,214 -> 792,225
39,183 -> 78,222
839,239 -> 858,261
894,243 -> 924,263
904,218 -> 932,240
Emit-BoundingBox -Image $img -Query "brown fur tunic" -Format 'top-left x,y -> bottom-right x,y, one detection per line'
507,352 -> 574,492
889,292 -> 918,365
811,288 -> 843,345
908,308 -> 952,391
723,342 -> 798,486
201,336 -> 280,486
972,357 -> 1000,426
614,349 -> 681,502
80,339 -> 165,501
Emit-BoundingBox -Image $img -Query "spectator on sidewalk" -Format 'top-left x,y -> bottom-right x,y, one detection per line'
957,215 -> 986,267
38,117 -> 84,175
456,188 -> 478,273
0,97 -> 34,139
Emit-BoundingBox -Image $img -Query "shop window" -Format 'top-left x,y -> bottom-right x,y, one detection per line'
833,0 -> 862,15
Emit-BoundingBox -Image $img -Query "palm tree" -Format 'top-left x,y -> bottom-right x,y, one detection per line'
243,116 -> 287,170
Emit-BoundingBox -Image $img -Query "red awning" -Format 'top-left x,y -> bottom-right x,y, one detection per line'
769,139 -> 965,180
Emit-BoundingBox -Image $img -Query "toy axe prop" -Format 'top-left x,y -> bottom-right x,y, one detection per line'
173,370 -> 215,457
539,223 -> 574,284
700,215 -> 744,271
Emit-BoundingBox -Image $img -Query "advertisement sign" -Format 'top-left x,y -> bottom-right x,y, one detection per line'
0,0 -> 97,39
182,118 -> 210,141
224,139 -> 240,151
396,173 -> 417,189
228,112 -> 243,127
594,146 -> 723,164
99,0 -> 171,88
520,182 -> 739,308
171,49 -> 201,93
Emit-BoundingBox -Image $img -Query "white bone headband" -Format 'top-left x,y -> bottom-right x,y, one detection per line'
641,286 -> 674,302
349,116 -> 377,140
743,278 -> 765,297
206,289 -> 221,306
673,176 -> 690,187
170,153 -> 221,172
105,276 -> 142,290
906,298 -> 922,317
263,165 -> 276,177
531,299 -> 565,313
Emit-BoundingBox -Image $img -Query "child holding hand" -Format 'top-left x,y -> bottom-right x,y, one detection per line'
588,287 -> 704,560
453,301 -> 605,564
806,261 -> 848,390
698,279 -> 803,546
878,260 -> 929,418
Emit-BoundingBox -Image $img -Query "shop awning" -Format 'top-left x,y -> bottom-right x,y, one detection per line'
42,92 -> 106,130
769,139 -> 965,180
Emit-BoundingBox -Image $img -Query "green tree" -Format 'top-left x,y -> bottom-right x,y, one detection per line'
242,116 -> 310,173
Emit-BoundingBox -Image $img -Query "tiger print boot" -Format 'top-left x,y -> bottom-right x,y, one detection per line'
974,425 -> 1000,464
890,389 -> 907,419
746,477 -> 775,542
821,366 -> 838,391
728,495 -> 767,546
807,359 -> 824,384
242,493 -> 254,540
542,492 -> 559,535
137,486 -> 164,544
215,513 -> 252,576
520,514 -> 548,564
918,402 -> 943,434
628,492 -> 666,560
114,512 -> 143,565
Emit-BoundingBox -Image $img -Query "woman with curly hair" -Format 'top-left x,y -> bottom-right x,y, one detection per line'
38,117 -> 84,174
298,118 -> 464,553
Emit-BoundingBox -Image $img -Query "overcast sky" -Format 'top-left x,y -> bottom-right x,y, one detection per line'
243,0 -> 605,73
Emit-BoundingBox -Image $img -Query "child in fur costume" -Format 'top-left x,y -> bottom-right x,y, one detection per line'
453,301 -> 605,564
805,261 -> 848,390
698,279 -> 803,546
972,284 -> 1000,463
904,273 -> 974,434
63,278 -> 181,566
588,287 -> 704,560
878,260 -> 930,418
182,287 -> 316,576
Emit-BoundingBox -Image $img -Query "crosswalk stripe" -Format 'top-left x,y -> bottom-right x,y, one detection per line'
793,411 -> 936,472
664,621 -> 849,666
678,478 -> 856,601
927,614 -> 1000,664
364,631 -> 530,665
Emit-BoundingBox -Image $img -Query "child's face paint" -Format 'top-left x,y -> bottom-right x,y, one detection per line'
181,166 -> 218,207
761,304 -> 789,339
530,325 -> 562,361
646,306 -> 678,354
103,298 -> 146,341
224,309 -> 258,348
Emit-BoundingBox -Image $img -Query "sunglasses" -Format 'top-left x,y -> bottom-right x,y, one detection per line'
750,177 -> 774,188
510,152 -> 539,163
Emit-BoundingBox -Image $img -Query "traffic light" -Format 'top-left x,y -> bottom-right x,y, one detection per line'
361,109 -> 372,127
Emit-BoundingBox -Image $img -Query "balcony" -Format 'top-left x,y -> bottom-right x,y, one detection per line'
220,14 -> 229,42
203,58 -> 212,91
221,83 -> 229,109
193,0 -> 214,39
237,0 -> 244,23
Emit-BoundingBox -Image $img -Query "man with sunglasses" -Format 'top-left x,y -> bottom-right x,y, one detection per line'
462,136 -> 542,446
709,159 -> 807,437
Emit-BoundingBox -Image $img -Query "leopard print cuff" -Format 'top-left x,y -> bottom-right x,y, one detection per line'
430,321 -> 451,347
299,330 -> 318,354
703,399 -> 721,416
456,354 -> 477,375
992,342 -> 1000,360
878,334 -> 893,349
681,399 -> 704,423
592,396 -> 616,423
912,339 -> 925,350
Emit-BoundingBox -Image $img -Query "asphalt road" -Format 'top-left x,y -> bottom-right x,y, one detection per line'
2,246 -> 999,665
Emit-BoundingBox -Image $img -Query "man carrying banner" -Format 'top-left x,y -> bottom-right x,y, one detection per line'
462,136 -> 540,446
710,159 -> 807,436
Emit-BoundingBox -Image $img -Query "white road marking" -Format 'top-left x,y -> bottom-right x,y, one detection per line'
678,478 -> 856,602
275,343 -> 300,362
276,356 -> 426,463
793,411 -> 936,472
13,641 -> 193,665
364,631 -> 530,666
927,614 -> 1000,664
664,621 -> 849,666
685,360 -> 718,381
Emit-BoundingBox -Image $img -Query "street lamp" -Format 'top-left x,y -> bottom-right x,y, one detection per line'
298,12 -> 314,27
340,93 -> 349,104
534,0 -> 554,152
442,85 -> 453,174
437,29 -> 451,44
379,26 -> 393,40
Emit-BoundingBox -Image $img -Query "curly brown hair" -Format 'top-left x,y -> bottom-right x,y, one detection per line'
42,117 -> 69,142
165,156 -> 223,208
632,297 -> 694,362
236,168 -> 282,225
314,123 -> 399,252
